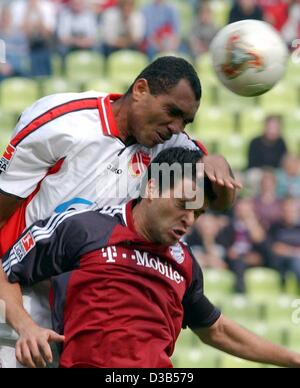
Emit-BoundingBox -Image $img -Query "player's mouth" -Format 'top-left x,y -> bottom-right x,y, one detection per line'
155,130 -> 172,144
171,228 -> 186,240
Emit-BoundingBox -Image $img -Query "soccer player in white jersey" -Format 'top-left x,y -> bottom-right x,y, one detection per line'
0,56 -> 240,367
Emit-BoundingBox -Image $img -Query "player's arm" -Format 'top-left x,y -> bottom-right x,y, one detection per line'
1,209 -> 115,368
194,315 -> 300,368
0,192 -> 23,228
0,263 -> 64,368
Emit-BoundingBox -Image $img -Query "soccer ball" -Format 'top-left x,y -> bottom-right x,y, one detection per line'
210,20 -> 289,97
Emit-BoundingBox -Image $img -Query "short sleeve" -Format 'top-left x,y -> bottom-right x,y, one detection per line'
182,253 -> 221,329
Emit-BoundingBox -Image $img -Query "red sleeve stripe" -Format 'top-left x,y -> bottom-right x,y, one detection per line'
183,131 -> 209,156
11,98 -> 99,147
193,140 -> 209,156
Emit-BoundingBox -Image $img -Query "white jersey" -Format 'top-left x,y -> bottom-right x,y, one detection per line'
0,91 -> 206,364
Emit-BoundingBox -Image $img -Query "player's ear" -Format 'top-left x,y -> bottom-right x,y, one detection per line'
145,179 -> 157,202
132,79 -> 151,101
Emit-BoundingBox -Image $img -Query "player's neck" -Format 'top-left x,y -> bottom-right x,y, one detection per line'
111,95 -> 131,143
132,201 -> 153,243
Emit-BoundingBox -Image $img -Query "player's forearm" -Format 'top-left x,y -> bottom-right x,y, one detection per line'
0,262 -> 35,335
196,315 -> 300,368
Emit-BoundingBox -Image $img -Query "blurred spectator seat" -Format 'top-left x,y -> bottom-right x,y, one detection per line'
219,133 -> 248,171
65,50 -> 105,83
0,77 -> 39,115
244,268 -> 282,298
195,53 -> 215,83
41,77 -> 81,96
210,0 -> 230,27
84,79 -> 125,94
172,0 -> 194,38
173,343 -> 219,368
106,50 -> 149,89
260,81 -> 298,115
193,107 -> 235,141
202,269 -> 235,299
264,295 -> 295,325
240,109 -> 265,139
0,113 -> 16,154
219,353 -> 261,368
221,294 -> 262,324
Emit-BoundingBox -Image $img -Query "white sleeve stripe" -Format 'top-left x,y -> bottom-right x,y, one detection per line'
31,209 -> 90,240
3,209 -> 92,275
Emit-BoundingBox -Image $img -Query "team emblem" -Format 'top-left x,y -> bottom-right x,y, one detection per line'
222,33 -> 265,80
129,151 -> 151,177
0,144 -> 16,173
13,231 -> 36,263
169,244 -> 185,265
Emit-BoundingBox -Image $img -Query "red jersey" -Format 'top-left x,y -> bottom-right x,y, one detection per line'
2,202 -> 220,368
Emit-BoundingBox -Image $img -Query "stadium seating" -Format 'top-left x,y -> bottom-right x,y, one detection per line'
264,295 -> 296,325
41,77 -> 81,96
219,353 -> 262,368
221,294 -> 262,324
0,78 -> 40,115
245,268 -> 282,299
106,50 -> 149,90
202,269 -> 235,303
65,50 -> 105,84
84,79 -> 125,94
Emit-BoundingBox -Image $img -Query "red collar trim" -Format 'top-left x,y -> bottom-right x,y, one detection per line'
98,94 -> 122,138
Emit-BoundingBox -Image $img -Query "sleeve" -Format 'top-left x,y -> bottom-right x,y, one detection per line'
0,96 -> 77,199
1,210 -> 116,286
182,253 -> 221,330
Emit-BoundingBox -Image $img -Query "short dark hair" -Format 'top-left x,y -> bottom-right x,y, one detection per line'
138,147 -> 217,203
127,56 -> 202,100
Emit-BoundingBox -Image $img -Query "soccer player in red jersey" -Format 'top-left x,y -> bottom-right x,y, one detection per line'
1,148 -> 299,368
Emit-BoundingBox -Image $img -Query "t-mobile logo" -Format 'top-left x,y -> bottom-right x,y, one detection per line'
102,247 -> 118,263
0,40 -> 5,64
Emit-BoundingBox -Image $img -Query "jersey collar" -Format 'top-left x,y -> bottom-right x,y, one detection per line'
98,94 -> 123,138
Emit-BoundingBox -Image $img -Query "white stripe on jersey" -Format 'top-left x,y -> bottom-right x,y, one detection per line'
3,209 -> 91,275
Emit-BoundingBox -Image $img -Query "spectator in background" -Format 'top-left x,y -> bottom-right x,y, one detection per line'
253,169 -> 282,232
256,0 -> 289,31
228,0 -> 264,24
277,154 -> 300,199
102,0 -> 145,57
21,0 -> 57,76
189,1 -> 219,58
269,197 -> 300,289
0,5 -> 29,80
185,214 -> 228,270
282,0 -> 300,47
141,0 -> 181,59
248,115 -> 287,169
57,0 -> 98,56
219,199 -> 267,293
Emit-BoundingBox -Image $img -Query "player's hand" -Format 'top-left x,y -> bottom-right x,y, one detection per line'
201,155 -> 242,211
16,323 -> 65,368
202,154 -> 242,190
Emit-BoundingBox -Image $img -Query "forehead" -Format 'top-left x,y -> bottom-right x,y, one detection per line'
169,178 -> 206,209
157,79 -> 200,117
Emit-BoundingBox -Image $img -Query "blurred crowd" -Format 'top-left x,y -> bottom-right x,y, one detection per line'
0,0 -> 299,78
187,114 -> 300,293
0,0 -> 299,293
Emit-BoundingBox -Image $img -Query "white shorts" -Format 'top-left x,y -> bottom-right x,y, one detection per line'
0,281 -> 56,368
